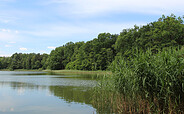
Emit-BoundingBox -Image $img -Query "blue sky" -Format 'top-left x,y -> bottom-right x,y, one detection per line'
0,0 -> 183,56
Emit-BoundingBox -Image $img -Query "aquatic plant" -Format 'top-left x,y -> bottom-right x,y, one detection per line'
93,47 -> 184,113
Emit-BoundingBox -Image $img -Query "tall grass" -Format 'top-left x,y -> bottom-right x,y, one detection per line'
93,47 -> 184,113
92,74 -> 151,113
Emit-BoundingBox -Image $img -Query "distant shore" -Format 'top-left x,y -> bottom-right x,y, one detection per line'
0,69 -> 42,71
0,69 -> 111,75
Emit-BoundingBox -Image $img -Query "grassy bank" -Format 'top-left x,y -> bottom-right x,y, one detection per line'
0,69 -> 112,76
44,70 -> 112,75
0,69 -> 10,71
0,69 -> 112,79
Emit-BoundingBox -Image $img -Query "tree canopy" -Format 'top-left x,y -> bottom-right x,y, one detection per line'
0,14 -> 184,71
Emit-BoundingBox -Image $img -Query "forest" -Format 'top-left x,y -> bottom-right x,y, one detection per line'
0,14 -> 184,71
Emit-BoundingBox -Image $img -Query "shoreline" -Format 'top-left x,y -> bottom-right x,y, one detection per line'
44,70 -> 112,75
0,69 -> 42,72
0,69 -> 112,75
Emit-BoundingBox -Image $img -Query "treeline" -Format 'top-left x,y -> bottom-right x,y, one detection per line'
0,14 -> 184,71
0,53 -> 49,70
49,33 -> 118,70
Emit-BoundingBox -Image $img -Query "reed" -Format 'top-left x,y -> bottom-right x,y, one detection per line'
93,47 -> 184,113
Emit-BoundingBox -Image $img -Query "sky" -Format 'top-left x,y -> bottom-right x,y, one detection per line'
0,0 -> 183,56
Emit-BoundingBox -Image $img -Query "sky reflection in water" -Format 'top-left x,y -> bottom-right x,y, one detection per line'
0,71 -> 97,114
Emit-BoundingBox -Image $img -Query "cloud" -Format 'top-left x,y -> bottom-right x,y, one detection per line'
0,31 -> 16,41
47,0 -> 184,16
20,21 -> 145,44
0,19 -> 10,23
1,29 -> 11,32
5,45 -> 12,47
0,54 -> 11,57
84,22 -> 146,34
15,30 -> 19,34
0,0 -> 16,2
0,15 -> 19,24
47,46 -> 56,49
22,23 -> 89,37
8,41 -> 16,44
0,29 -> 22,42
39,50 -> 47,54
19,47 -> 27,51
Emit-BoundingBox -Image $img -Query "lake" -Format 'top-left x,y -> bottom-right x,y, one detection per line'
0,71 -> 98,114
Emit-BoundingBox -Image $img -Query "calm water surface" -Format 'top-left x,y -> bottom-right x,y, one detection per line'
0,71 -> 97,114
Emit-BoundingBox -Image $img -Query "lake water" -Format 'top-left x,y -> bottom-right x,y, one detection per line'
0,71 -> 98,114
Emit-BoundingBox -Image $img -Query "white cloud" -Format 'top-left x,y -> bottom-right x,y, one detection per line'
0,32 -> 16,41
8,41 -> 16,44
0,0 -> 16,2
47,46 -> 56,49
15,30 -> 19,34
21,21 -> 145,43
0,29 -> 22,42
47,0 -> 184,16
39,50 -> 47,54
0,15 -> 18,24
5,45 -> 12,47
0,19 -> 10,23
23,23 -> 89,37
0,54 -> 11,57
19,47 -> 27,51
84,22 -> 145,34
1,29 -> 11,32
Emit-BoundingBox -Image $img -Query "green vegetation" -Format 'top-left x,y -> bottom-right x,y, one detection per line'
0,53 -> 49,70
1,14 -> 184,72
94,47 -> 184,113
92,14 -> 184,113
45,70 -> 111,75
0,14 -> 184,113
0,33 -> 118,71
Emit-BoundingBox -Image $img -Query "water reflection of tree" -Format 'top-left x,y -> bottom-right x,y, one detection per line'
0,81 -> 47,90
49,86 -> 93,105
0,81 -> 100,112
0,81 -> 48,96
0,81 -> 93,105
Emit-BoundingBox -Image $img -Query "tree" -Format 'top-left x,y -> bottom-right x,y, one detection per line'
49,47 -> 65,70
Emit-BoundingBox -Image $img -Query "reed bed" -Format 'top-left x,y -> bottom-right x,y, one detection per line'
93,47 -> 184,113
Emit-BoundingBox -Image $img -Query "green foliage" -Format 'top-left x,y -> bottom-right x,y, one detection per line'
1,14 -> 184,73
50,33 -> 118,70
65,33 -> 118,70
115,14 -> 184,57
49,47 -> 65,70
0,57 -> 10,69
0,53 -> 49,70
110,47 -> 184,112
